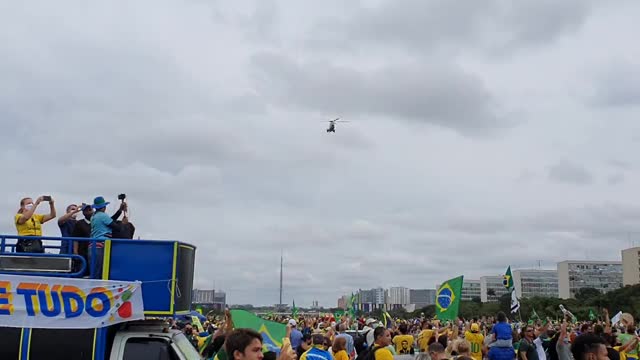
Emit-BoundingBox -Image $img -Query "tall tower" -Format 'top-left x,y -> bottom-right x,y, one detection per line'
279,250 -> 283,307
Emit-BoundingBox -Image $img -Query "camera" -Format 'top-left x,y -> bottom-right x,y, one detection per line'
43,195 -> 52,202
118,194 -> 126,201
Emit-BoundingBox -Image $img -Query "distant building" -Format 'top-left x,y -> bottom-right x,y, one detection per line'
338,295 -> 348,309
357,288 -> 386,312
409,289 -> 436,308
480,276 -> 510,303
622,247 -> 640,286
461,279 -> 481,301
193,289 -> 226,310
213,291 -> 226,310
513,269 -> 558,299
192,289 -> 215,305
557,260 -> 623,299
388,287 -> 410,309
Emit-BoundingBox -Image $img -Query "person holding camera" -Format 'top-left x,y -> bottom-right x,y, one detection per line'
58,203 -> 82,254
15,196 -> 57,253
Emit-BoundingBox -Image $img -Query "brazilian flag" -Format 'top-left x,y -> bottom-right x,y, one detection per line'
503,266 -> 514,291
231,310 -> 287,353
436,276 -> 463,321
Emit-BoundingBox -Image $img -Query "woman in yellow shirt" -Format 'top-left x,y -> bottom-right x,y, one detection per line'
15,196 -> 56,253
333,337 -> 349,360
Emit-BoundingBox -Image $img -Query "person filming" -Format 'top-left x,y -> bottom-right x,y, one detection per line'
15,196 -> 57,253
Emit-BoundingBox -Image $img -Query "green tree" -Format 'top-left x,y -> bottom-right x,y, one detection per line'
575,288 -> 602,302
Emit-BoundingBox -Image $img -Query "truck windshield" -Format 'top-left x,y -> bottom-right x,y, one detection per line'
173,333 -> 203,359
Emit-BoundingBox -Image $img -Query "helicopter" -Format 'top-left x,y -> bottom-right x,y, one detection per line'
325,117 -> 349,133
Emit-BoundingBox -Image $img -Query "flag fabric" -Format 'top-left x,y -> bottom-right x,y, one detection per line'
589,309 -> 597,321
231,309 -> 287,353
382,310 -> 394,329
503,266 -> 514,291
199,334 -> 212,354
611,311 -> 622,325
435,276 -> 464,321
348,293 -> 356,317
530,308 -> 540,321
510,290 -> 520,314
195,304 -> 204,315
292,300 -> 298,318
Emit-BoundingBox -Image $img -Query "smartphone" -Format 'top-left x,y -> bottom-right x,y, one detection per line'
43,196 -> 52,202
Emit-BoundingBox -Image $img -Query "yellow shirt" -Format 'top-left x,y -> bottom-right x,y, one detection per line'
334,350 -> 349,360
465,331 -> 484,360
393,335 -> 414,354
417,329 -> 434,352
15,214 -> 45,236
373,346 -> 393,360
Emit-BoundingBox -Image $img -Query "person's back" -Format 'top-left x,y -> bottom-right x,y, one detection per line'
302,346 -> 333,360
487,313 -> 515,360
417,324 -> 435,353
465,325 -> 485,360
301,334 -> 333,360
393,334 -> 415,355
393,324 -> 415,355
492,322 -> 513,347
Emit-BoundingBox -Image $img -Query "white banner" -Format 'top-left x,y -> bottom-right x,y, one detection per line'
0,274 -> 144,329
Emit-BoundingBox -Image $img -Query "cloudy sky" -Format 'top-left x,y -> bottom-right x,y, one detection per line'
2,0 -> 640,307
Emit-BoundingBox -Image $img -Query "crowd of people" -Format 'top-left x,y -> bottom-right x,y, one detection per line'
186,309 -> 639,360
12,194 -> 135,276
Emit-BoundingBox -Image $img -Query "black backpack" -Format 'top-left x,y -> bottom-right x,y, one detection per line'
353,330 -> 371,355
355,345 -> 381,360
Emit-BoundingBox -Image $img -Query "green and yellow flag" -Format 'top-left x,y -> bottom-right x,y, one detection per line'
530,308 -> 540,321
435,276 -> 463,321
231,310 -> 287,353
503,266 -> 514,291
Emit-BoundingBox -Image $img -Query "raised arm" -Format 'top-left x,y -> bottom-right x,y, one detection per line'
603,309 -> 611,335
58,206 -> 80,225
17,197 -> 42,224
41,197 -> 57,223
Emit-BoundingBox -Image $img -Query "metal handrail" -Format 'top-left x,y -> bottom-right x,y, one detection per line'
0,235 -> 189,279
0,252 -> 87,277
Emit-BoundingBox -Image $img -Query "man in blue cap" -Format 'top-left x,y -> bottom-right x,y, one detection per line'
89,196 -> 119,278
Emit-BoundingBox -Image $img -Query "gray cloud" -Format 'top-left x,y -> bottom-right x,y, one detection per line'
607,173 -> 625,185
548,161 -> 594,185
305,0 -> 593,55
0,1 -> 638,307
251,52 -> 510,136
591,61 -> 640,107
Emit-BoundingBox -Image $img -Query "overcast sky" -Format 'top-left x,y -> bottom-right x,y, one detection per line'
2,0 -> 640,307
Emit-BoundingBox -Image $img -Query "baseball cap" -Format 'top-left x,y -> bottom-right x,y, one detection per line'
288,319 -> 297,327
471,323 -> 480,332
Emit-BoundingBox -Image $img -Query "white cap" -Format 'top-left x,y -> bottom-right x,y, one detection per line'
365,318 -> 376,325
288,319 -> 297,327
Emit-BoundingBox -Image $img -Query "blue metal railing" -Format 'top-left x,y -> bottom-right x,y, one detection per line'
0,235 -> 188,279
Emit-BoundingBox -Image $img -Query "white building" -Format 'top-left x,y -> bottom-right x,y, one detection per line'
513,269 -> 558,299
622,247 -> 640,286
480,276 -> 510,303
388,287 -> 410,309
461,279 -> 481,301
373,287 -> 386,306
192,289 -> 215,304
410,289 -> 436,308
557,260 -> 623,299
